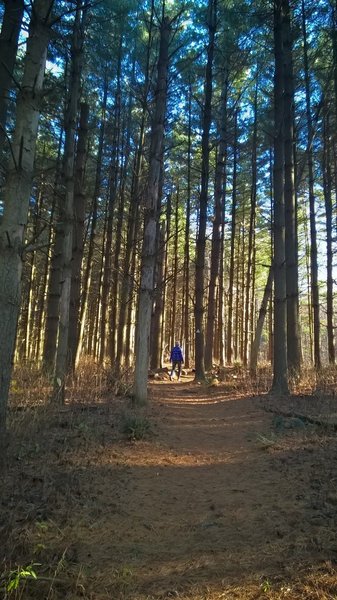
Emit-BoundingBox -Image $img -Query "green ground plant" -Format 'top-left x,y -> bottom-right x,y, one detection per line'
121,413 -> 153,441
3,563 -> 40,598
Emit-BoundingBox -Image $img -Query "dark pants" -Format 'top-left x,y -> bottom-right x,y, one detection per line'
171,361 -> 182,379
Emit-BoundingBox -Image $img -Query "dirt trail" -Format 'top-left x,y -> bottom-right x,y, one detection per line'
2,377 -> 337,599
78,379 -> 337,596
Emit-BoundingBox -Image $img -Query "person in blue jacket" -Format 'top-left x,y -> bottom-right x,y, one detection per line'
170,342 -> 184,381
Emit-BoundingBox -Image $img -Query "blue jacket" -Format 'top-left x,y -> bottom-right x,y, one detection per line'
170,345 -> 183,362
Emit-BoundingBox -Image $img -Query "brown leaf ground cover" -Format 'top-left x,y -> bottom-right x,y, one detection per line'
1,371 -> 337,599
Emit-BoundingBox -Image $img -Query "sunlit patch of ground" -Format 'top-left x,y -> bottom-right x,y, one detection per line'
1,374 -> 337,599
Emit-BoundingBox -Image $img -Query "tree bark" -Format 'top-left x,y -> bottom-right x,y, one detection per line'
218,223 -> 225,366
0,0 -> 24,158
268,146 -> 274,364
205,68 -> 228,371
116,0 -> 154,370
171,189 -> 179,345
194,0 -> 216,381
115,111 -> 147,367
250,267 -> 273,378
133,16 -> 171,404
68,101 -> 89,371
160,194 -> 172,367
109,95 -> 133,366
283,0 -> 301,376
302,0 -> 321,369
18,179 -> 45,361
115,158 -> 142,368
271,0 -> 289,394
183,82 -> 192,369
323,106 -> 335,364
54,2 -> 85,401
75,71 -> 108,365
99,45 -> 122,364
150,220 -> 166,369
43,218 -> 63,369
226,110 -> 238,365
234,222 -> 242,361
38,130 -> 63,365
0,0 -> 53,436
244,80 -> 258,366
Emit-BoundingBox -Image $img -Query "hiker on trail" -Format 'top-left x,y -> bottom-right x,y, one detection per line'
170,342 -> 184,381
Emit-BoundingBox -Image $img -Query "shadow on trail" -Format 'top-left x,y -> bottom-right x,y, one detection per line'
1,388 -> 337,598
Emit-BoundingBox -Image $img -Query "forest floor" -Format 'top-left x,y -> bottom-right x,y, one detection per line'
2,368 -> 337,599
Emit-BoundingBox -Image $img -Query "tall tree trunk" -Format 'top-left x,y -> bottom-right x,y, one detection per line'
283,0 -> 301,376
250,267 -> 274,378
116,162 -> 142,368
109,97 -> 133,365
0,0 -> 24,158
99,46 -> 122,364
218,93 -> 228,369
303,204 -> 314,363
332,1 -> 337,132
99,174 -> 117,364
109,181 -> 123,366
125,238 -> 138,366
244,80 -> 258,366
43,218 -> 63,369
218,222 -> 225,366
92,213 -> 107,359
0,0 -> 53,437
68,101 -> 89,370
38,131 -> 63,364
234,222 -> 241,361
43,80 -> 69,371
54,2 -> 85,401
249,237 -> 256,356
75,71 -> 108,364
302,0 -> 321,369
170,189 -> 179,345
205,69 -> 228,371
149,166 -> 165,369
271,0 -> 289,394
226,110 -> 238,365
150,220 -> 166,369
194,0 -> 216,381
18,178 -> 45,360
116,147 -> 143,367
323,106 -> 335,364
183,83 -> 192,369
268,146 -> 274,364
133,15 -> 171,404
160,194 -> 172,366
116,0 -> 154,371
239,221 -> 245,361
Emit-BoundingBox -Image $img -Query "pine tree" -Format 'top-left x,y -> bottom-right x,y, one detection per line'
0,0 -> 54,436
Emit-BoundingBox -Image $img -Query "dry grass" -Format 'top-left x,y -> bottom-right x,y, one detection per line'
218,363 -> 337,402
66,358 -> 134,404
